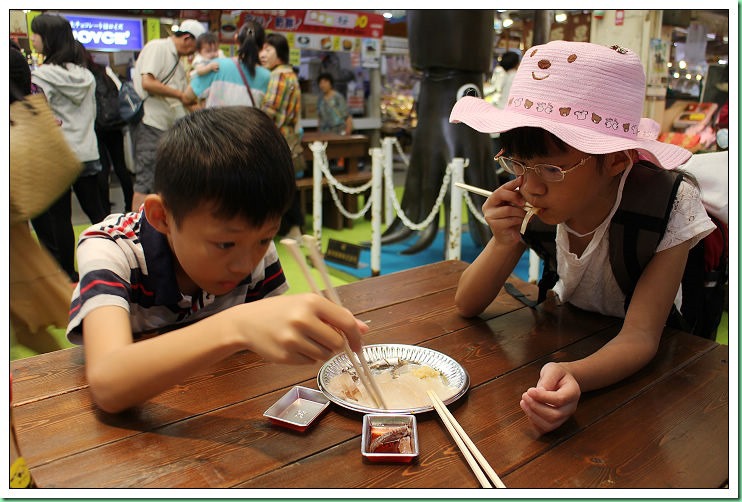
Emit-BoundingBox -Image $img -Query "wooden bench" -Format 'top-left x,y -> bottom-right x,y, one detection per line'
296,171 -> 373,230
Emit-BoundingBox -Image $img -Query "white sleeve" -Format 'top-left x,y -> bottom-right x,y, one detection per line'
657,179 -> 716,253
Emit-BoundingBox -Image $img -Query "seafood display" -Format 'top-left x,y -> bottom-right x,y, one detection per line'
368,424 -> 413,454
325,358 -> 458,410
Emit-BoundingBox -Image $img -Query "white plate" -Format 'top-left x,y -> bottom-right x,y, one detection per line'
317,344 -> 470,414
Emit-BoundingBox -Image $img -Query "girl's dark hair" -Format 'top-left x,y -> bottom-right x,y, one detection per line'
30,14 -> 82,66
265,33 -> 289,65
154,106 -> 295,227
236,21 -> 264,78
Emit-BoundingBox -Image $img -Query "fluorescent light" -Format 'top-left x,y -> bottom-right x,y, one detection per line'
503,18 -> 513,28
383,12 -> 393,19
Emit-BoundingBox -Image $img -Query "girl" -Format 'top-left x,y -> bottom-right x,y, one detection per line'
449,41 -> 715,435
30,14 -> 107,282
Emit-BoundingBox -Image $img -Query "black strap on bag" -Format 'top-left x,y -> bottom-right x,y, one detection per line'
161,57 -> 181,86
234,58 -> 256,106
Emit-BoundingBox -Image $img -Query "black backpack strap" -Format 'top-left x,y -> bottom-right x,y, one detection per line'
609,162 -> 683,310
507,216 -> 558,308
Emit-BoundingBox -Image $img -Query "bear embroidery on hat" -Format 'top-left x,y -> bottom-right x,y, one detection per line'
605,118 -> 619,130
623,123 -> 631,132
559,107 -> 571,117
536,102 -> 553,113
524,99 -> 533,109
591,113 -> 602,124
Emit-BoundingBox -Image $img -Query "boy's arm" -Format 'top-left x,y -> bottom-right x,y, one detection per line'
83,294 -> 368,413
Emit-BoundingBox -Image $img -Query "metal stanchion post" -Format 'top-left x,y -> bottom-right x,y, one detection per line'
447,158 -> 466,261
382,136 -> 395,227
310,141 -> 326,246
370,147 -> 383,276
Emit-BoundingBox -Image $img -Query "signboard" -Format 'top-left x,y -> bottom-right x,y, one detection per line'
221,10 -> 385,44
324,239 -> 362,268
63,14 -> 144,51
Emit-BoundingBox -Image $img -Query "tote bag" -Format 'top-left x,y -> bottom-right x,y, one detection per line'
10,94 -> 82,224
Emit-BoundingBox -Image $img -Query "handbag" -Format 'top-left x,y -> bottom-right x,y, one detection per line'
118,81 -> 144,125
234,58 -> 256,107
10,93 -> 82,224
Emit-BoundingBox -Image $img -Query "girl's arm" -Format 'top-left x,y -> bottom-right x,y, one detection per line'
561,239 -> 691,390
455,177 -> 529,317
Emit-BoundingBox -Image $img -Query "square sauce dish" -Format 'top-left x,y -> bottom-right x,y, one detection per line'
263,386 -> 331,432
361,414 -> 419,463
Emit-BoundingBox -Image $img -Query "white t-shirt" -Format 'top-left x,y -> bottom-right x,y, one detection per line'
553,164 -> 716,318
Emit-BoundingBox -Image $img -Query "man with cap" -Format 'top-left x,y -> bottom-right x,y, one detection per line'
131,19 -> 206,210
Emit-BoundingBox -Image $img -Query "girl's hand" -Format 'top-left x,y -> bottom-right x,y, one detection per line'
519,362 -> 581,435
482,177 -> 527,246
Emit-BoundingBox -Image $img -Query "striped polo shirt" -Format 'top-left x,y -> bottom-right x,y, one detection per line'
67,211 -> 288,344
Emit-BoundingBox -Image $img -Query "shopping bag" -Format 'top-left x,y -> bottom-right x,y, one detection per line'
10,94 -> 82,224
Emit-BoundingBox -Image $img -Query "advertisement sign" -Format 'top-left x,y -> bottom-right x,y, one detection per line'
64,14 -> 144,52
221,10 -> 385,43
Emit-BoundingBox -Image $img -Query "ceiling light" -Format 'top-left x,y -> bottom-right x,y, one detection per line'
383,12 -> 393,19
503,18 -> 513,28
555,13 -> 567,23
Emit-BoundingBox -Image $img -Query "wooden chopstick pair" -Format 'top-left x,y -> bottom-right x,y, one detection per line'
427,390 -> 505,489
454,182 -> 493,198
281,235 -> 388,410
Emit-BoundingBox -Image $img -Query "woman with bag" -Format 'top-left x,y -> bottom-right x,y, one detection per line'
29,14 -> 108,282
259,32 -> 305,239
185,21 -> 270,108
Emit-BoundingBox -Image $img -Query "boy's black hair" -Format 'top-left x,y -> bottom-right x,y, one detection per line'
154,106 -> 296,227
317,72 -> 334,86
30,14 -> 82,66
265,33 -> 289,65
499,127 -> 570,159
196,31 -> 219,51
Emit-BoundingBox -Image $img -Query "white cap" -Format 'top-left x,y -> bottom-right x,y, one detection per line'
174,19 -> 207,39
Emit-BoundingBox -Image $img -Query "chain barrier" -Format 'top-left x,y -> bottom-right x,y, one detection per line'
315,147 -> 375,219
462,191 -> 488,225
381,147 -> 454,232
391,137 -> 410,168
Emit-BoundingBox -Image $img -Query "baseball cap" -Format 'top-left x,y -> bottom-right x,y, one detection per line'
174,19 -> 207,39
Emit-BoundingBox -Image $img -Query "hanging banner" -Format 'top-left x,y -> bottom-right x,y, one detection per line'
221,10 -> 385,43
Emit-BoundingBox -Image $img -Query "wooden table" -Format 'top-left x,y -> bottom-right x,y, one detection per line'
10,261 -> 729,489
301,132 -> 369,174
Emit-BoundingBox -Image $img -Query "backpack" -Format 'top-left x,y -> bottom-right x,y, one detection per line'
515,160 -> 728,340
118,81 -> 144,126
93,70 -> 124,130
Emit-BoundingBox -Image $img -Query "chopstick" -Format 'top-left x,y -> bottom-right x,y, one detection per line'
454,182 -> 493,198
427,390 -> 506,489
281,236 -> 388,410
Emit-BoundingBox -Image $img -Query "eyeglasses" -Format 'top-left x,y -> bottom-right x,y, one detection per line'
495,151 -> 592,182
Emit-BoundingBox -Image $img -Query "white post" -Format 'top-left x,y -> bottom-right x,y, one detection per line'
310,141 -> 326,245
447,158 -> 466,261
370,147 -> 383,276
528,251 -> 541,283
382,136 -> 395,226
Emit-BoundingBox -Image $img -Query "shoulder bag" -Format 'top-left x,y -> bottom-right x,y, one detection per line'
234,58 -> 256,107
10,92 -> 82,224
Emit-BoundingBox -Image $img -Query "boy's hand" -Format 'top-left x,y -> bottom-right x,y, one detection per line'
519,362 -> 580,435
231,294 -> 368,365
482,177 -> 528,246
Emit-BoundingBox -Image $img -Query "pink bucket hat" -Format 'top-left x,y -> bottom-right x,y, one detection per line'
450,41 -> 691,169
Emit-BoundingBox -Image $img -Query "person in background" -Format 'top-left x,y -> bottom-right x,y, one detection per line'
450,41 -> 713,435
259,32 -> 304,240
317,72 -> 353,136
80,44 -> 134,213
29,14 -> 108,283
495,51 -> 520,111
68,107 -> 368,413
189,31 -> 225,78
130,19 -> 205,211
185,20 -> 270,109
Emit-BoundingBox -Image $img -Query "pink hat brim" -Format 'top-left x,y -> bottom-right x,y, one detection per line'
450,96 -> 691,170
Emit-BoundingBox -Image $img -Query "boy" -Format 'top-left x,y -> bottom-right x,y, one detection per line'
67,107 -> 368,413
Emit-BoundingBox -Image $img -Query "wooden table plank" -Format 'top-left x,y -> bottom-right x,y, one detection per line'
504,344 -> 729,488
